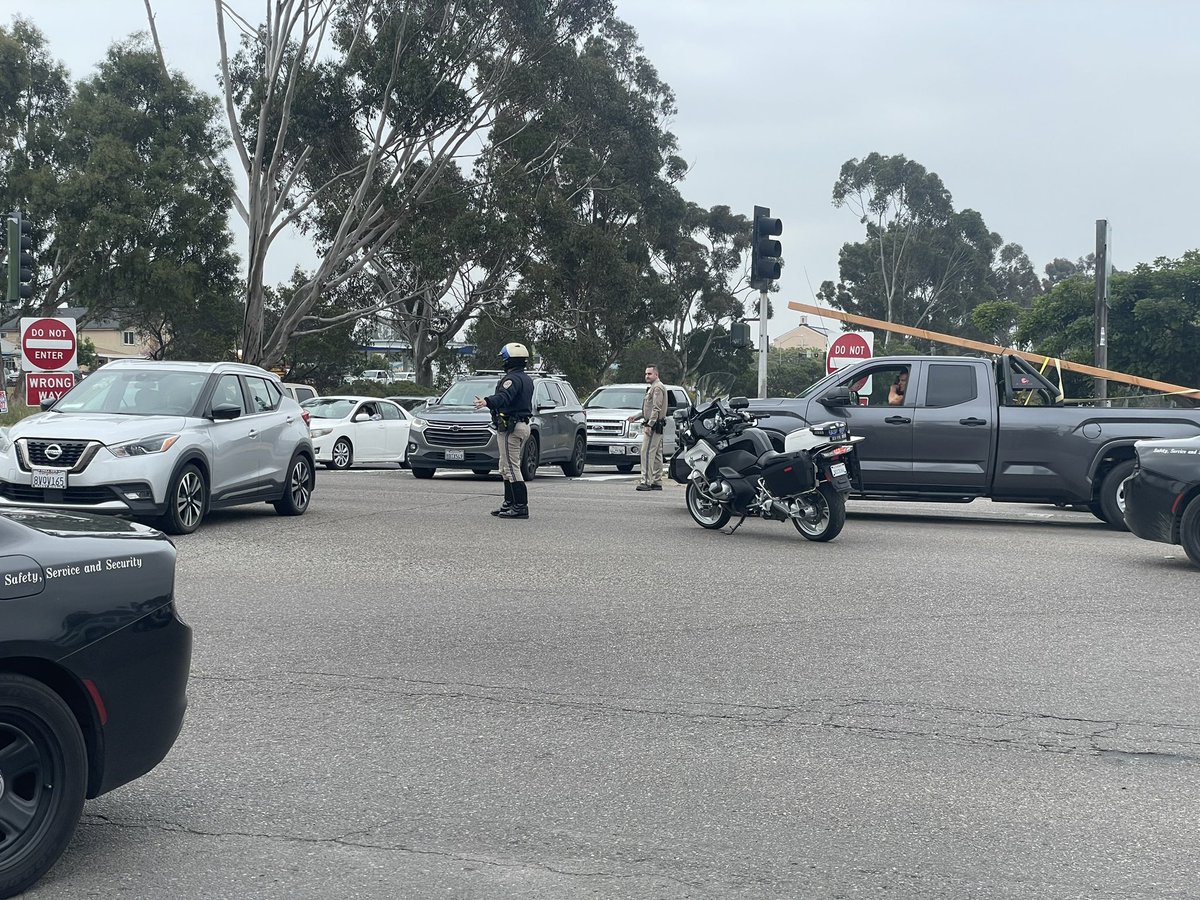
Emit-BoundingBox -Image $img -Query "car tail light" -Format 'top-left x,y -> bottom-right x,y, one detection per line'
302,409 -> 311,426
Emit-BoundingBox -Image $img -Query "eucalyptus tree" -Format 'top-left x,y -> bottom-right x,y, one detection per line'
820,152 -> 1038,346
483,18 -> 688,386
150,0 -> 614,369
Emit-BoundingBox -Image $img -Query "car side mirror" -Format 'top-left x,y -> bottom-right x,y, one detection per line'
40,397 -> 58,411
819,387 -> 853,407
537,400 -> 558,411
211,403 -> 242,420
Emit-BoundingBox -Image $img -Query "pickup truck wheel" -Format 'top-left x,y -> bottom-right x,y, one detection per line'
616,463 -> 635,474
1180,498 -> 1200,567
1098,459 -> 1136,531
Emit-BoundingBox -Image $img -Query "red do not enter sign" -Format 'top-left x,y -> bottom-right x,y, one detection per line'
826,331 -> 872,374
21,317 -> 77,372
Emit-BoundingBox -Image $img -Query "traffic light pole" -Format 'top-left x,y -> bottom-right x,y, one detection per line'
757,289 -> 768,398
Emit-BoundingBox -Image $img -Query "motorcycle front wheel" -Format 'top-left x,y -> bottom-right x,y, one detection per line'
686,481 -> 731,530
792,482 -> 846,542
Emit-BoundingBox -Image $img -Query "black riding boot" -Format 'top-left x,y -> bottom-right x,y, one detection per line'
499,481 -> 529,519
491,481 -> 514,516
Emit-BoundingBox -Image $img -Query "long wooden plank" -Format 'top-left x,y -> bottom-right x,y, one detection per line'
787,301 -> 1200,399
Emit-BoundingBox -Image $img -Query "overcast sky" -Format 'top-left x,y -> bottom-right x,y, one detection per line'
10,0 -> 1200,338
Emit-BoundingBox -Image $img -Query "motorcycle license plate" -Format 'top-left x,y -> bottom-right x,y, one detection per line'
445,449 -> 465,461
830,463 -> 847,478
32,467 -> 68,489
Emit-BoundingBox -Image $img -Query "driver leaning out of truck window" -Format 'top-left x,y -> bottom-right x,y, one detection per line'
888,369 -> 910,406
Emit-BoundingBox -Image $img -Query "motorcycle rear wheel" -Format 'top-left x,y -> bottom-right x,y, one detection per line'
792,482 -> 846,542
686,481 -> 731,529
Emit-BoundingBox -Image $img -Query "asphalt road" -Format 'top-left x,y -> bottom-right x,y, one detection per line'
28,467 -> 1200,899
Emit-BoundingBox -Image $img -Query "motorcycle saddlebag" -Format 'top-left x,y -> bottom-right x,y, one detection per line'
761,451 -> 815,497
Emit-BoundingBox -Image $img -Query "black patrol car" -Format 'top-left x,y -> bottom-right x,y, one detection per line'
0,508 -> 191,897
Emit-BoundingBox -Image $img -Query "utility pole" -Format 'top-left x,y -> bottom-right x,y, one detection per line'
1094,220 -> 1111,406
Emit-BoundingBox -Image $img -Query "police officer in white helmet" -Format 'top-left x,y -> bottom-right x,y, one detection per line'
473,342 -> 535,519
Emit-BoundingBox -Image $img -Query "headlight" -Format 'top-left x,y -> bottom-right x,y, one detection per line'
0,432 -> 10,454
108,434 -> 181,458
410,418 -> 428,431
309,427 -> 333,438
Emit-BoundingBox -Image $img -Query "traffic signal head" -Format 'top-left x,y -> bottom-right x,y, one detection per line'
730,321 -> 751,348
6,213 -> 34,302
750,205 -> 782,289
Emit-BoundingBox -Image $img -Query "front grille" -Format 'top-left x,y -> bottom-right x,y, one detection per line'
425,424 -> 493,448
587,420 -> 627,436
0,482 -> 119,505
22,439 -> 94,469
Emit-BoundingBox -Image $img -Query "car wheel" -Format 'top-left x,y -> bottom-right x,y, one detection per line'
1098,459 -> 1136,531
330,438 -> 353,470
411,467 -> 436,479
1180,497 -> 1200,568
616,463 -> 635,474
520,437 -> 540,481
560,434 -> 586,477
273,453 -> 314,517
0,674 -> 88,899
160,463 -> 206,535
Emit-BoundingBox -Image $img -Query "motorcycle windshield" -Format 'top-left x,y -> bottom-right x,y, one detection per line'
692,371 -> 738,405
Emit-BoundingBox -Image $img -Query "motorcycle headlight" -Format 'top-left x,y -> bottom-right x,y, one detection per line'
410,418 -> 428,431
109,434 -> 181,458
309,426 -> 333,438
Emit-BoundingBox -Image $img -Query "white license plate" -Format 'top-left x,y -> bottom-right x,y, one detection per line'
32,467 -> 68,489
608,445 -> 625,455
445,449 -> 465,461
830,463 -> 847,478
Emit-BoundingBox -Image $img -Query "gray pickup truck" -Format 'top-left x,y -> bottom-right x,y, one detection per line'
746,354 -> 1200,528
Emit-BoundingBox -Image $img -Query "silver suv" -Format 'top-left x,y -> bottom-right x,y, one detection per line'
583,383 -> 692,471
0,360 -> 315,534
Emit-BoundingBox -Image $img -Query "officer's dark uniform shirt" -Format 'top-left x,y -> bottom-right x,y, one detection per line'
484,371 -> 534,426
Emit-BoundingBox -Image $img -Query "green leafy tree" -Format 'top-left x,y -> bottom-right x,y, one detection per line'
168,0 -> 615,369
820,152 -> 1039,348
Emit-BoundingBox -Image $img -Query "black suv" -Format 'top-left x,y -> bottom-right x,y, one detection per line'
406,373 -> 587,479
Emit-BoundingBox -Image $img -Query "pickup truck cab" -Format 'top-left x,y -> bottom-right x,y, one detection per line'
748,355 -> 1200,527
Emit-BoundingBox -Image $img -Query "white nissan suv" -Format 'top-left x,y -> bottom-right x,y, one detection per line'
0,359 -> 316,534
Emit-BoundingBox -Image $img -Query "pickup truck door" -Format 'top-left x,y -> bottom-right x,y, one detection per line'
815,362 -> 915,491
909,361 -> 994,493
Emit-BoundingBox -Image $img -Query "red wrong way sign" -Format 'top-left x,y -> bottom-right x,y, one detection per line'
26,371 -> 77,408
21,317 -> 78,372
826,331 -> 874,374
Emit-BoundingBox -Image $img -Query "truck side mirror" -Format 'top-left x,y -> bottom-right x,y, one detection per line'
819,387 -> 853,407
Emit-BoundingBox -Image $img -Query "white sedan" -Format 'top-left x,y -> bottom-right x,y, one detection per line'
302,396 -> 413,469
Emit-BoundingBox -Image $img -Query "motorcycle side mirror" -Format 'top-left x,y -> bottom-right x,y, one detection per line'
728,397 -> 750,410
673,407 -> 690,420
818,387 -> 853,407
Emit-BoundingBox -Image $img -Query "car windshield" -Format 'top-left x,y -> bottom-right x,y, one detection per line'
50,369 -> 209,416
302,398 -> 356,419
438,378 -> 499,407
585,387 -> 647,409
